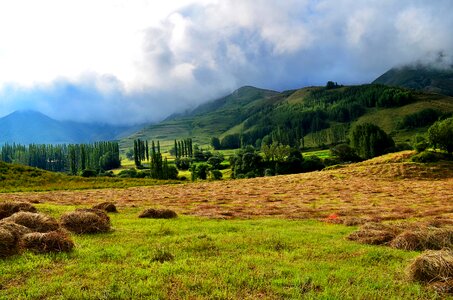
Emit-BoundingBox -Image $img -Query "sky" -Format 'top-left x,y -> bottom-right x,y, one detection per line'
0,0 -> 452,125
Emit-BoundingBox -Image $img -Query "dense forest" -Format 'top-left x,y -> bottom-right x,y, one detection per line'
0,142 -> 120,174
215,84 -> 416,149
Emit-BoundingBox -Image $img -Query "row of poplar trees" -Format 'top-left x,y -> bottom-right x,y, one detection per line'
133,139 -> 177,180
0,142 -> 120,174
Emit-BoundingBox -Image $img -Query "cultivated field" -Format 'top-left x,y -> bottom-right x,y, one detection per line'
1,151 -> 452,299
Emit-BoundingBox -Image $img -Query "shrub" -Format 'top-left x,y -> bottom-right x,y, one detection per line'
330,144 -> 361,162
139,209 -> 177,219
80,169 -> 97,178
61,210 -> 111,234
92,202 -> 118,213
20,230 -> 74,253
350,123 -> 395,159
411,151 -> 439,163
301,156 -> 325,172
117,168 -> 138,178
0,202 -> 37,220
414,141 -> 429,153
264,169 -> 274,177
407,249 -> 453,283
428,117 -> 453,153
2,212 -> 59,233
209,169 -> 223,180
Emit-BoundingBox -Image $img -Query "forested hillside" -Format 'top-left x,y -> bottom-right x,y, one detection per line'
121,83 -> 453,151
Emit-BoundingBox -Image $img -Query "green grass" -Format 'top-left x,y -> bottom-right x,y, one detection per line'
0,161 -> 178,193
0,204 -> 440,299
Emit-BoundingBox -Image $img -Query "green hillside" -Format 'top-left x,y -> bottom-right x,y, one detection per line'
120,83 -> 453,152
373,65 -> 453,96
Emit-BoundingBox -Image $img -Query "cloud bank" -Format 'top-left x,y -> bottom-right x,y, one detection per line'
0,0 -> 452,124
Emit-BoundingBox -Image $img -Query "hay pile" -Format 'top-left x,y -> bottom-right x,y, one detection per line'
20,230 -> 74,253
0,227 -> 18,258
391,228 -> 453,251
0,202 -> 37,219
61,209 -> 111,234
407,249 -> 453,283
139,208 -> 177,219
1,212 -> 59,233
347,223 -> 401,245
92,202 -> 117,213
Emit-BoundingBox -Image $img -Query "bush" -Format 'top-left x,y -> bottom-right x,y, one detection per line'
301,156 -> 325,172
139,209 -> 177,219
414,141 -> 429,153
80,169 -> 97,177
117,168 -> 138,178
428,117 -> 453,153
209,169 -> 223,180
330,143 -> 361,162
350,123 -> 395,159
175,158 -> 191,170
411,151 -> 439,163
264,169 -> 274,177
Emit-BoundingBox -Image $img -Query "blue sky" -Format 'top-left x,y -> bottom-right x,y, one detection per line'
0,0 -> 452,124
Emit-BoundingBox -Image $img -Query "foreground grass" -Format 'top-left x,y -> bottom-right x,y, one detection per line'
0,204 -> 442,299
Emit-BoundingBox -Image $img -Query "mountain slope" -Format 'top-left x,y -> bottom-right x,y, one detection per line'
0,110 -> 140,145
373,65 -> 453,96
120,86 -> 281,149
121,83 -> 453,151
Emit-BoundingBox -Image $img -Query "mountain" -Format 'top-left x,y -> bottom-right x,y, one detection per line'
0,110 -> 140,145
121,84 -> 453,151
120,86 -> 281,149
373,65 -> 453,96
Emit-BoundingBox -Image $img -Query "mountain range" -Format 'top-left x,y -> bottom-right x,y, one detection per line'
2,64 -> 453,148
0,110 -> 141,145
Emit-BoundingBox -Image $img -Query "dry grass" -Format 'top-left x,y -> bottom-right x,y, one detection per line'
92,202 -> 118,213
1,212 -> 59,233
0,227 -> 18,258
407,249 -> 453,283
0,202 -> 37,219
20,230 -> 74,253
60,210 -> 111,234
347,222 -> 402,245
1,152 -> 452,221
139,208 -> 177,219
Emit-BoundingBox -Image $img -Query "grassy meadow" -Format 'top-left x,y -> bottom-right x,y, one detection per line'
0,203 -> 440,299
1,151 -> 452,299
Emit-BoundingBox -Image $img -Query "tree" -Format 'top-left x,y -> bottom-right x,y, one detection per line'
211,137 -> 221,150
350,123 -> 395,159
428,117 -> 453,153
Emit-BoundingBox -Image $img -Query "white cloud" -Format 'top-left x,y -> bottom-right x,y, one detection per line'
0,0 -> 452,124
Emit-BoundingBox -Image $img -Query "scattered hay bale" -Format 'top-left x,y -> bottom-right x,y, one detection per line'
430,279 -> 453,294
391,228 -> 453,251
407,249 -> 453,283
2,212 -> 59,233
139,208 -> 177,219
75,208 -> 110,222
0,227 -> 18,258
0,202 -> 37,220
92,202 -> 117,213
342,217 -> 365,226
20,230 -> 74,253
0,221 -> 32,238
61,210 -> 111,234
390,231 -> 423,251
427,217 -> 453,228
347,222 -> 402,245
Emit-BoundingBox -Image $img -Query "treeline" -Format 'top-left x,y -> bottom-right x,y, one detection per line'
131,139 -> 178,180
0,142 -> 120,174
398,108 -> 450,129
213,84 -> 415,149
